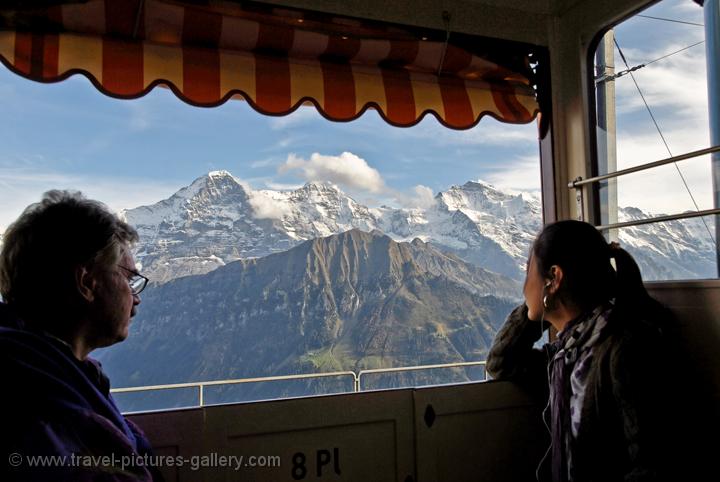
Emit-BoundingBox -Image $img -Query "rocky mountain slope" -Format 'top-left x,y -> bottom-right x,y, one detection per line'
99,230 -> 519,409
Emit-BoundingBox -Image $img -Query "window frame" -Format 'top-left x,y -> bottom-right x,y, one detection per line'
585,5 -> 720,283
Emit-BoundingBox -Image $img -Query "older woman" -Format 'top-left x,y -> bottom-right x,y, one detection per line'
487,220 -> 682,482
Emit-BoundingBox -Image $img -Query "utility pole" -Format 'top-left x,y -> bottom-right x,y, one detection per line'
703,0 -> 720,275
595,30 -> 618,242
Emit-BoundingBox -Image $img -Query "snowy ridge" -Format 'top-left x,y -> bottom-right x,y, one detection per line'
124,172 -> 542,282
123,170 -> 715,283
616,207 -> 716,279
258,181 -> 378,240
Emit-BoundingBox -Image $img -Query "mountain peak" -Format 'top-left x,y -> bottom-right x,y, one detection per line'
438,178 -> 540,212
289,181 -> 352,205
462,179 -> 496,190
207,170 -> 236,180
320,228 -> 387,245
176,170 -> 247,199
300,181 -> 342,192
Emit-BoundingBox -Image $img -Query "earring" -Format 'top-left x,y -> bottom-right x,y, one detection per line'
543,281 -> 552,310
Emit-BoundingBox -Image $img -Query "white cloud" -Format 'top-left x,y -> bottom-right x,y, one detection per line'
272,151 -> 441,210
279,151 -> 386,193
615,124 -> 710,169
411,185 -> 435,208
247,191 -> 289,220
613,130 -> 713,214
276,137 -> 297,149
613,45 -> 708,121
269,106 -> 321,130
250,158 -> 280,169
483,154 -> 542,193
392,184 -> 436,209
614,160 -> 712,216
0,168 -> 181,232
671,0 -> 705,15
264,181 -> 304,190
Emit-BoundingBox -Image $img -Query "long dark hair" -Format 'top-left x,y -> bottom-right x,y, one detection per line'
532,220 -> 654,317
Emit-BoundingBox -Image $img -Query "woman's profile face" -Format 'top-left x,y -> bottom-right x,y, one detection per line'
523,252 -> 545,321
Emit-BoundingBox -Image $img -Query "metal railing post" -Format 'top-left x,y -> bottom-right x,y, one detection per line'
573,178 -> 584,221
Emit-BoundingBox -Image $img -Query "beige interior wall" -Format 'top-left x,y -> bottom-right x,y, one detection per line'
129,381 -> 545,482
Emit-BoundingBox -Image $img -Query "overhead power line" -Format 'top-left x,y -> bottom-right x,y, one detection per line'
644,40 -> 706,66
596,40 -> 705,84
636,14 -> 704,27
613,38 -> 716,245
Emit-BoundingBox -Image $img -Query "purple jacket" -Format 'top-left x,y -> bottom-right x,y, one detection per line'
0,303 -> 160,481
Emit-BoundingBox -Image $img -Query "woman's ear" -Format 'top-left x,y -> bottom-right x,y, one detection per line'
547,265 -> 564,294
75,265 -> 96,302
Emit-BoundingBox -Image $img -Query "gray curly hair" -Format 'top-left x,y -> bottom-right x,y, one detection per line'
0,190 -> 138,322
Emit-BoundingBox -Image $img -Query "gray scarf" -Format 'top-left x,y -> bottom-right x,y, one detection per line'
548,303 -> 612,482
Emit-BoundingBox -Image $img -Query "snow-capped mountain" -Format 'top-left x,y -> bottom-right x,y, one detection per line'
123,170 -> 716,285
259,181 -> 379,239
617,207 -> 716,280
126,171 -> 282,282
377,181 -> 541,279
125,171 -> 384,283
124,172 -> 541,283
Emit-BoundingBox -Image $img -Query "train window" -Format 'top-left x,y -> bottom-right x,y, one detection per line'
0,55 -> 541,411
591,0 -> 718,281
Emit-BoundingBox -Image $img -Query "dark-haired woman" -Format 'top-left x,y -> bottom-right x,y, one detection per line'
487,220 -> 683,482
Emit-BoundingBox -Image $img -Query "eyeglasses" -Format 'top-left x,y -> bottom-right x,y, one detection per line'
118,265 -> 150,295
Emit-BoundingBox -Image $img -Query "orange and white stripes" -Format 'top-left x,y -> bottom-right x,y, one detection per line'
0,0 -> 539,129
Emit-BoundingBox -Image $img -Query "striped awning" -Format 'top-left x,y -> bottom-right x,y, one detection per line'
0,0 -> 540,130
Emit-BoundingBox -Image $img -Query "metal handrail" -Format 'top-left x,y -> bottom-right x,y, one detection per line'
356,360 -> 487,391
568,145 -> 720,227
110,361 -> 489,407
568,145 -> 720,188
112,370 -> 357,407
595,208 -> 720,232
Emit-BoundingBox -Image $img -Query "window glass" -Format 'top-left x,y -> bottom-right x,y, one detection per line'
0,63 -> 540,411
593,0 -> 717,280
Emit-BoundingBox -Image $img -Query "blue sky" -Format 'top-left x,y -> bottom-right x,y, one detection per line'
0,0 -> 712,231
